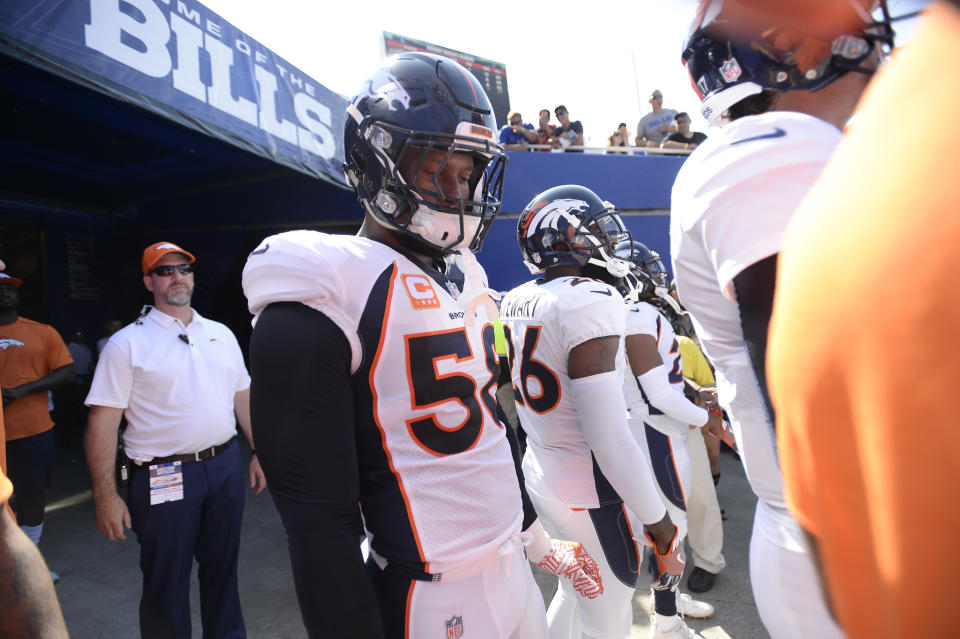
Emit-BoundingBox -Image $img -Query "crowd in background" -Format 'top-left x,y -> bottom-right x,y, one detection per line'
499,89 -> 708,154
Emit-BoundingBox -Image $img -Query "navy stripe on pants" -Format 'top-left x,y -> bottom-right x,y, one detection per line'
128,440 -> 246,639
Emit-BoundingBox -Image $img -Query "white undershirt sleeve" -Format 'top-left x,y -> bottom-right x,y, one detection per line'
570,371 -> 667,524
636,365 -> 708,430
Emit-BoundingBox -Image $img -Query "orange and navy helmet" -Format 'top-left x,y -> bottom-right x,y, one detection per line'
517,184 -> 632,284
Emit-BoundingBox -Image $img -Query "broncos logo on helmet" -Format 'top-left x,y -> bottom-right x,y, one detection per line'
517,185 -> 632,282
519,198 -> 596,251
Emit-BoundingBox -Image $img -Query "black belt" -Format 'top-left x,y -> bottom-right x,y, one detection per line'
145,436 -> 237,465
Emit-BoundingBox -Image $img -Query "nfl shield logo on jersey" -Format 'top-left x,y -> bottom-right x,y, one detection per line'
720,57 -> 742,83
445,615 -> 463,638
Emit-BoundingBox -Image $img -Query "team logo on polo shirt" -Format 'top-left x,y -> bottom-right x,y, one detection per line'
0,338 -> 25,351
401,274 -> 440,309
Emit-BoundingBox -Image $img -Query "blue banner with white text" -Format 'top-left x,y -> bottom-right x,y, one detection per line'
0,0 -> 349,187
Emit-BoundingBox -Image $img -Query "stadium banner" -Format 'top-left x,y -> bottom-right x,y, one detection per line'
0,0 -> 349,187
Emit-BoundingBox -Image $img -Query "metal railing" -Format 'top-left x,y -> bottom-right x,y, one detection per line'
516,144 -> 692,155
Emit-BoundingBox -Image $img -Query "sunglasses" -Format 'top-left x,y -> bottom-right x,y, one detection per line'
555,110 -> 567,116
151,264 -> 194,277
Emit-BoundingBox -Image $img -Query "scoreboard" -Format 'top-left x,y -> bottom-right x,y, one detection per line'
382,32 -> 511,127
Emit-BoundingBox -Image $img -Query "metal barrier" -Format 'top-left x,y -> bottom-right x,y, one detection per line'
520,144 -> 692,155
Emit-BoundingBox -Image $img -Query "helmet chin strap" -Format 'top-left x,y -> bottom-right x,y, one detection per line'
654,286 -> 684,314
407,203 -> 477,251
586,253 -> 630,279
362,196 -> 449,259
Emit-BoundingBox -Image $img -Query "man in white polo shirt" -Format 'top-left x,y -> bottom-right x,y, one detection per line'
85,241 -> 265,639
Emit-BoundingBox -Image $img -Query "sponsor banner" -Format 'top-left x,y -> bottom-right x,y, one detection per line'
0,0 -> 348,186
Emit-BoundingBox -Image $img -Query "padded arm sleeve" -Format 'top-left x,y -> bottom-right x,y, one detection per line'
636,365 -> 709,429
250,302 -> 383,639
570,371 -> 667,524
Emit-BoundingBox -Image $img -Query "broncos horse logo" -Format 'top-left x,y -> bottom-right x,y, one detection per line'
519,198 -> 591,241
0,338 -> 25,351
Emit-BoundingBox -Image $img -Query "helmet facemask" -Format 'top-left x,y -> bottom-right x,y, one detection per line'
614,241 -> 672,303
353,116 -> 506,255
571,209 -> 633,284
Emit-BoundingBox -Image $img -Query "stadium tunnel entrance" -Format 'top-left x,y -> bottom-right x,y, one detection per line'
0,0 -> 681,349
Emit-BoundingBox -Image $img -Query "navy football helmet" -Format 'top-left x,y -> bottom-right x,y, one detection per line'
682,0 -> 910,125
517,184 -> 632,282
344,52 -> 507,255
614,241 -> 671,303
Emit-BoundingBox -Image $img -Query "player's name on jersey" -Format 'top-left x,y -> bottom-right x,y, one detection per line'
500,291 -> 546,320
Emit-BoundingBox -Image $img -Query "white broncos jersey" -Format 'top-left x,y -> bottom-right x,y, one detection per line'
670,111 -> 841,507
622,301 -> 689,439
500,275 -> 628,508
243,230 -> 522,575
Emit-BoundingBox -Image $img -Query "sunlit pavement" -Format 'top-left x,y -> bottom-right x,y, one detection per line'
40,444 -> 766,638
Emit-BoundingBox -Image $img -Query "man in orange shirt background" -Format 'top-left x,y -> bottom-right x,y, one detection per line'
0,271 -> 74,577
0,256 -> 68,637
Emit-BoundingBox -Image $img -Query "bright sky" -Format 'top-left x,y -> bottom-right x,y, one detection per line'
200,0 -> 928,146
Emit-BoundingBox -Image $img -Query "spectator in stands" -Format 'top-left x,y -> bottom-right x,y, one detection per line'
662,113 -> 708,151
552,105 -> 584,153
635,90 -> 678,148
618,122 -> 631,142
498,111 -> 538,151
606,130 -> 631,154
535,109 -> 555,152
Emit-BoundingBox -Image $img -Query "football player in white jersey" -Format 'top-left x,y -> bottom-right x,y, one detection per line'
616,241 -> 721,639
501,185 -> 684,639
670,1 -> 897,636
242,53 -> 604,639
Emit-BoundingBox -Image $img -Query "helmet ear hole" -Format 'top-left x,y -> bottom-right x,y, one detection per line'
349,148 -> 366,172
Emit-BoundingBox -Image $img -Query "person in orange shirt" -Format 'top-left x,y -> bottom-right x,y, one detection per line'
0,462 -> 69,638
0,273 -> 74,564
768,2 -> 960,638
